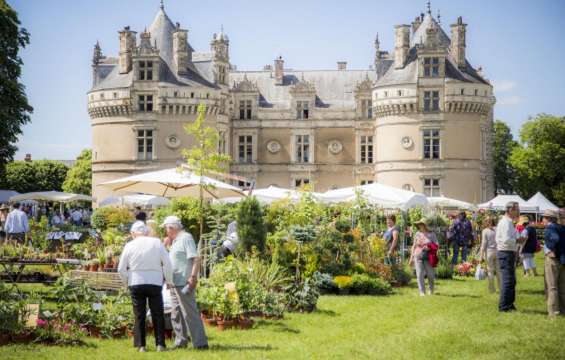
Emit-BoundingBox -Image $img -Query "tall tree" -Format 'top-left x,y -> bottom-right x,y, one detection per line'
492,120 -> 518,194
5,160 -> 68,193
510,114 -> 565,206
63,149 -> 92,195
0,1 -> 33,182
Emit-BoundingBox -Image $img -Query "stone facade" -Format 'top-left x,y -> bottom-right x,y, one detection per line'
88,5 -> 495,204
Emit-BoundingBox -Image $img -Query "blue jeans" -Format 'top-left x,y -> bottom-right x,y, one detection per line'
451,242 -> 468,265
497,251 -> 516,311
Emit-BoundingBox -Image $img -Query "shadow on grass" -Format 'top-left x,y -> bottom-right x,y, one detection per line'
518,289 -> 545,295
208,344 -> 276,352
255,320 -> 300,334
519,309 -> 548,316
313,308 -> 338,317
435,293 -> 481,299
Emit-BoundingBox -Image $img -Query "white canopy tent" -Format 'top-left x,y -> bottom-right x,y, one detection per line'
427,196 -> 477,211
100,168 -> 245,200
9,191 -> 95,203
99,194 -> 171,208
478,194 -> 539,213
217,186 -> 322,205
317,183 -> 429,210
526,192 -> 559,213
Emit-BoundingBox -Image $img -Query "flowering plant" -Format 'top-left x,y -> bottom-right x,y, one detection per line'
455,262 -> 475,277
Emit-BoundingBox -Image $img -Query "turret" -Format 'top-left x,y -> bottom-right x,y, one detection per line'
394,25 -> 410,69
211,28 -> 230,85
118,26 -> 136,74
450,16 -> 467,69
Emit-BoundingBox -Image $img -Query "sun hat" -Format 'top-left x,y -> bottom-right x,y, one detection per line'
0,204 -> 9,210
542,209 -> 559,220
517,215 -> 530,225
413,218 -> 429,228
130,220 -> 149,234
161,215 -> 183,228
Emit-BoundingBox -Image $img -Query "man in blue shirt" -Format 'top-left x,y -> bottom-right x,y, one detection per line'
449,211 -> 474,265
542,209 -> 565,317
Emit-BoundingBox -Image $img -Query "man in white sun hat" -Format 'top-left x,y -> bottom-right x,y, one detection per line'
118,221 -> 173,353
162,215 -> 208,350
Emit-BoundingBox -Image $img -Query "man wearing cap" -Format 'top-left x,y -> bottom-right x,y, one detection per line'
118,221 -> 173,352
542,209 -> 565,317
162,215 -> 208,350
495,201 -> 523,312
4,203 -> 29,245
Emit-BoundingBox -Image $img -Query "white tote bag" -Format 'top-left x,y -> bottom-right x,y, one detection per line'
475,264 -> 486,280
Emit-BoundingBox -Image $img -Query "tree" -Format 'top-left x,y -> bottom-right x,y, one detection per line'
182,104 -> 232,274
63,149 -> 92,195
4,160 -> 68,193
0,1 -> 33,182
237,196 -> 266,254
510,114 -> 565,206
492,120 -> 518,194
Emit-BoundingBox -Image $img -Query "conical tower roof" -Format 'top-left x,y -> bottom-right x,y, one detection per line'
148,7 -> 176,66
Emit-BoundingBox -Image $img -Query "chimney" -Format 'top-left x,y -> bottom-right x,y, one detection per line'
394,25 -> 410,69
173,24 -> 189,75
118,26 -> 136,74
337,61 -> 347,71
274,56 -> 284,85
450,16 -> 467,69
24,154 -> 32,162
412,14 -> 423,33
263,64 -> 272,71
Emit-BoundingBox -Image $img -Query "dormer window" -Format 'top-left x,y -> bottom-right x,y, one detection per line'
239,100 -> 252,120
297,101 -> 309,119
138,61 -> 153,81
423,57 -> 439,77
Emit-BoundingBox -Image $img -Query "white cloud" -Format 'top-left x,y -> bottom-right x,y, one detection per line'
497,96 -> 523,106
492,80 -> 517,93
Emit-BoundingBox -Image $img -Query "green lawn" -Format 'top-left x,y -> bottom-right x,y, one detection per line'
2,269 -> 563,360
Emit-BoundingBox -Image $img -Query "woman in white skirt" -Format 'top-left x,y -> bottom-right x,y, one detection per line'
480,217 -> 500,293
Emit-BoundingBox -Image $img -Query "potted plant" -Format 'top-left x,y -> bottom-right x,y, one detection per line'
216,290 -> 236,331
90,259 -> 99,272
96,250 -> 105,271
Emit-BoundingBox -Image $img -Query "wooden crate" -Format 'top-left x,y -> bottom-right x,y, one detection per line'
69,270 -> 123,291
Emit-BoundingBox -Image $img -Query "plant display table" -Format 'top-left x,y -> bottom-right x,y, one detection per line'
68,270 -> 123,291
0,259 -> 76,292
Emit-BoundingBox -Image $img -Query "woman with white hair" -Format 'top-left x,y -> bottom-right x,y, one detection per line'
162,215 -> 208,350
118,221 -> 173,353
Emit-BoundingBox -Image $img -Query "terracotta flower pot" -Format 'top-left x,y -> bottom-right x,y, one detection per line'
89,326 -> 101,338
238,317 -> 254,330
203,317 -> 217,327
216,319 -> 235,331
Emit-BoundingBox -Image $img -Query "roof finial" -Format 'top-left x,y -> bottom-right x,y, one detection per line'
221,24 -> 224,33
426,0 -> 431,14
160,0 -> 164,10
375,33 -> 380,48
437,9 -> 441,23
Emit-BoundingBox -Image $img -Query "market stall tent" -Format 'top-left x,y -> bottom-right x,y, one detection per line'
218,186 -> 322,204
427,196 -> 477,210
9,191 -> 95,203
526,192 -> 559,212
318,183 -> 429,210
99,194 -> 171,208
478,194 -> 538,213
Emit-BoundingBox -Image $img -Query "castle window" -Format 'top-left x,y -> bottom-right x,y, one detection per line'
218,131 -> 227,154
423,129 -> 440,160
361,99 -> 372,119
384,91 -> 388,97
239,100 -> 253,120
423,57 -> 439,77
191,92 -> 195,98
206,93 -> 210,99
397,90 -> 402,97
295,135 -> 310,163
474,89 -> 478,96
460,88 -> 464,95
423,178 -> 440,197
238,135 -> 253,163
238,180 -> 253,189
360,180 -> 374,185
297,101 -> 309,119
113,92 -> 117,99
138,95 -> 153,112
174,91 -> 178,98
137,129 -> 153,160
138,61 -> 153,81
293,178 -> 310,189
360,135 -> 374,164
423,91 -> 439,112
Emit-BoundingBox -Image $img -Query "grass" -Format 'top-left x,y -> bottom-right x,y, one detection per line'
2,264 -> 564,359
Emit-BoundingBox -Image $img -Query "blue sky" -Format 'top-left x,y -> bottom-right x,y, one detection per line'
10,0 -> 565,160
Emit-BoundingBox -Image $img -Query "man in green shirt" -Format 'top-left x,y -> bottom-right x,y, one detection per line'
162,215 -> 208,350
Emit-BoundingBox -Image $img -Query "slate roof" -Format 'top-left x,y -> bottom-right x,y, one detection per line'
229,70 -> 377,108
91,8 -> 216,91
376,13 -> 489,87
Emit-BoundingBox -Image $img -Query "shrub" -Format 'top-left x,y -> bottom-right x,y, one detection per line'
353,262 -> 366,274
237,196 -> 266,254
333,275 -> 352,289
436,256 -> 454,279
335,218 -> 351,233
350,274 -> 392,295
312,272 -> 337,294
153,197 -> 213,240
290,225 -> 317,243
91,207 -> 133,231
284,278 -> 320,313
391,264 -> 412,287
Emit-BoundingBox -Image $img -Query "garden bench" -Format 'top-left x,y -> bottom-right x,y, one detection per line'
68,270 -> 123,291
